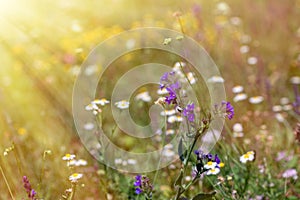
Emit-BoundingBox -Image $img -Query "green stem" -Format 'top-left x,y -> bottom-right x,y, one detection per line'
0,161 -> 15,200
69,183 -> 77,200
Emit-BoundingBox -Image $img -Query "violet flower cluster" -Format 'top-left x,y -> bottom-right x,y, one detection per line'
22,176 -> 37,200
159,72 -> 181,106
133,175 -> 153,197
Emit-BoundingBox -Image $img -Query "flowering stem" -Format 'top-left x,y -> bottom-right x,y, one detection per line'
0,161 -> 15,200
69,183 -> 77,200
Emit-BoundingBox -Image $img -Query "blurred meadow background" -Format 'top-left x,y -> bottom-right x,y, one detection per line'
0,0 -> 300,199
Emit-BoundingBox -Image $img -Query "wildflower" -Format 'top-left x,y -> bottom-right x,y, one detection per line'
115,100 -> 130,109
83,122 -> 94,130
92,98 -> 110,106
135,91 -> 152,102
85,101 -> 102,115
233,123 -> 243,132
163,38 -> 172,45
240,45 -> 250,54
290,76 -> 300,84
127,159 -> 137,165
240,151 -> 255,163
157,87 -> 168,95
282,169 -> 298,179
249,96 -> 264,104
222,101 -> 234,120
173,61 -> 186,72
133,175 -> 153,196
69,173 -> 83,183
62,154 -> 76,161
167,115 -> 177,123
85,103 -> 98,111
232,85 -> 244,93
272,105 -> 282,112
230,17 -> 241,26
280,97 -> 290,105
165,87 -> 177,105
247,57 -> 258,65
275,113 -> 285,122
207,167 -> 220,175
183,103 -> 195,122
233,93 -> 248,102
75,159 -> 88,166
166,129 -> 175,136
18,128 -> 27,135
160,109 -> 176,116
215,2 -> 230,15
233,123 -> 244,137
154,97 -> 166,106
204,161 -> 217,169
186,72 -> 197,84
22,176 -> 37,200
207,76 -> 224,83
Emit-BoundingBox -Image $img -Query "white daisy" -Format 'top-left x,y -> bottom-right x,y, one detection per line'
160,109 -> 176,116
249,96 -> 264,104
233,123 -> 243,132
240,151 -> 255,163
186,72 -> 197,84
135,91 -> 152,102
232,85 -> 244,93
233,93 -> 248,102
166,129 -> 175,135
157,87 -> 169,95
167,116 -> 177,123
230,17 -> 241,26
207,76 -> 225,83
127,159 -> 137,165
85,103 -> 98,111
282,104 -> 293,111
69,173 -> 83,182
206,167 -> 220,175
75,159 -> 88,166
280,97 -> 289,105
247,57 -> 258,65
290,76 -> 300,84
92,98 -> 110,106
272,105 -> 282,112
62,154 -> 76,161
114,158 -> 122,165
173,61 -> 186,71
115,100 -> 130,109
240,45 -> 249,54
204,161 -> 217,169
83,122 -> 94,130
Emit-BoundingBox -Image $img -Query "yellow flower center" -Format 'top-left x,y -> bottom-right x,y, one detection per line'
219,162 -> 225,167
207,161 -> 213,166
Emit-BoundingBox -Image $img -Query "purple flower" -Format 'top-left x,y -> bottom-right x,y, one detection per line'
133,175 -> 153,196
183,103 -> 195,122
22,176 -> 37,200
165,87 -> 177,104
222,101 -> 234,120
206,153 -> 213,160
160,72 -> 169,82
170,81 -> 181,90
214,154 -> 221,164
135,187 -> 142,194
282,169 -> 298,179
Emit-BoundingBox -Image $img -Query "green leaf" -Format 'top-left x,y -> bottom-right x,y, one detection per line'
174,170 -> 184,187
178,138 -> 184,161
191,192 -> 216,200
287,196 -> 299,200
